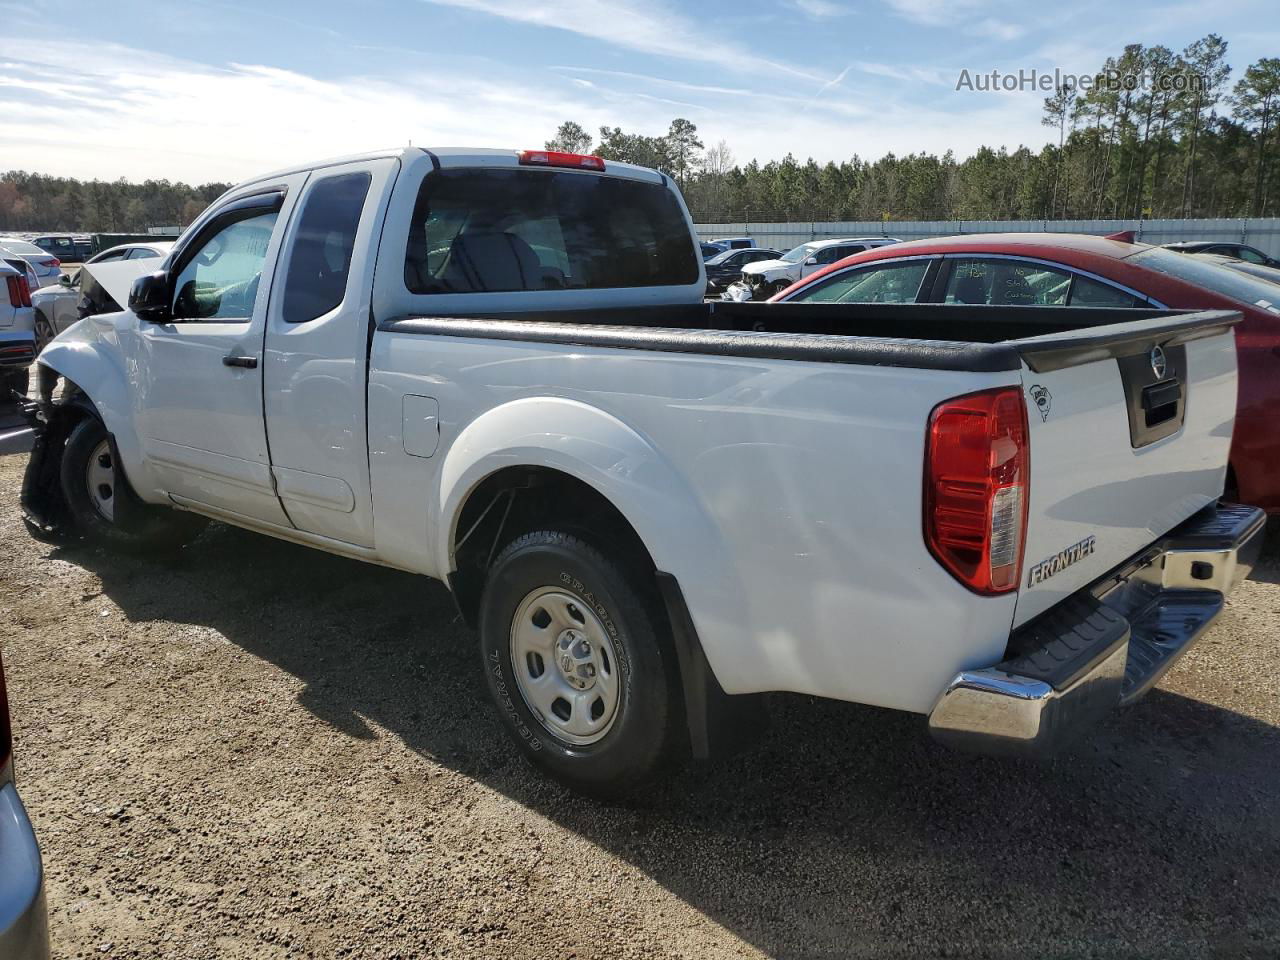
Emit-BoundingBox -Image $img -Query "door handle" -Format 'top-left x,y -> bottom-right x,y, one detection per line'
222,355 -> 258,369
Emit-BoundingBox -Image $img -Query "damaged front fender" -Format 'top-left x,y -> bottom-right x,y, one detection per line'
19,365 -> 95,537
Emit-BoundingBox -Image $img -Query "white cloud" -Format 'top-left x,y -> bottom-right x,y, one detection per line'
882,0 -> 1025,40
790,0 -> 848,17
419,0 -> 823,81
0,34 -> 1057,186
0,39 -> 667,182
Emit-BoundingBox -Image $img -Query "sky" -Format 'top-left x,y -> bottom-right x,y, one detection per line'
0,0 -> 1276,185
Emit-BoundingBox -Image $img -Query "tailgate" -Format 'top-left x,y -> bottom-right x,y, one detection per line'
1012,310 -> 1241,626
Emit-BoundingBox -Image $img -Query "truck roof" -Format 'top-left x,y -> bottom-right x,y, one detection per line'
238,147 -> 667,190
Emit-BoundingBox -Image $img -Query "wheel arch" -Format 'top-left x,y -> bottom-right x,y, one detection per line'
437,397 -> 764,758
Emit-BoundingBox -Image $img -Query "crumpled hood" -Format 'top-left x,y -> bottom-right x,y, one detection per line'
81,258 -> 161,310
741,258 -> 796,278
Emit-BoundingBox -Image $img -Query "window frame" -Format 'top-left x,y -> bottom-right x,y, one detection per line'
280,170 -> 373,325
166,190 -> 286,323
928,253 -> 1162,308
784,255 -> 938,304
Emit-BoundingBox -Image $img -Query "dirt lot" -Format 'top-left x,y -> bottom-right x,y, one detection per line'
2,448 -> 1279,960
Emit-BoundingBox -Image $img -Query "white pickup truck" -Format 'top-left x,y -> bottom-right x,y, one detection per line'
20,147 -> 1264,795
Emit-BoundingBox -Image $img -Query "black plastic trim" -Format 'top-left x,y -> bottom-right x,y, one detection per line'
378,315 -> 1026,372
654,571 -> 767,760
423,149 -> 441,172
1015,309 -> 1241,372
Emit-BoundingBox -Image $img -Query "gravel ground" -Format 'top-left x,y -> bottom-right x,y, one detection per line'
2,447 -> 1279,959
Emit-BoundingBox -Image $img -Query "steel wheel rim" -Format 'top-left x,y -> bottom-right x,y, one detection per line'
34,318 -> 54,353
509,587 -> 621,746
85,438 -> 115,523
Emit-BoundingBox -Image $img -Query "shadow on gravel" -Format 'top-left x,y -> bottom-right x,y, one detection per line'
55,521 -> 1280,959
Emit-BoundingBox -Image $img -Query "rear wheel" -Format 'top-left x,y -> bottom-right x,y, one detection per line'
59,417 -> 207,550
478,530 -> 677,796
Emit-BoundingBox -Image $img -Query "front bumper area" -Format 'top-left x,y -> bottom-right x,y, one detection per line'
929,502 -> 1266,757
0,780 -> 51,960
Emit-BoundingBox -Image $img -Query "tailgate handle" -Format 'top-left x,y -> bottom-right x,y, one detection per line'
1141,379 -> 1181,426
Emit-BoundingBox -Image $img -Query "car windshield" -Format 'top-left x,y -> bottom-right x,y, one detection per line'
1130,247 -> 1280,312
706,249 -> 745,266
781,243 -> 818,263
0,239 -> 46,256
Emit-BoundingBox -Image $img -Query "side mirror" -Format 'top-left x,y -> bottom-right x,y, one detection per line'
129,271 -> 172,323
58,274 -> 73,287
805,257 -> 818,265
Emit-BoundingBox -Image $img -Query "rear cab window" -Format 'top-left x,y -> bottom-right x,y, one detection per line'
403,168 -> 699,295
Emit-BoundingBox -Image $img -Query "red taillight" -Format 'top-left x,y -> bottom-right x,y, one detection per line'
5,275 -> 24,307
518,149 -> 606,172
924,387 -> 1029,594
17,275 -> 31,307
0,650 -> 11,772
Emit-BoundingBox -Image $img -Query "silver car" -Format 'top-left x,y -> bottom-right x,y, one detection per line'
0,650 -> 50,959
0,240 -> 64,289
30,242 -> 172,351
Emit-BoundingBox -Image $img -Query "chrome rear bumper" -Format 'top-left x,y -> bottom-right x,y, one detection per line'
929,502 -> 1266,757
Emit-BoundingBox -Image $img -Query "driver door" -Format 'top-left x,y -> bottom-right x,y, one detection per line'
134,175 -> 308,525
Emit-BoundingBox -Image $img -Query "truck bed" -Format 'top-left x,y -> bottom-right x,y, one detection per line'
380,302 -> 1240,374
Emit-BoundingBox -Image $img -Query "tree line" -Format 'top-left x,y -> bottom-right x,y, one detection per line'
0,172 -> 230,233
548,36 -> 1278,223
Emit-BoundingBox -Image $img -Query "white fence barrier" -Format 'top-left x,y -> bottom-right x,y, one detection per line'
695,219 -> 1280,259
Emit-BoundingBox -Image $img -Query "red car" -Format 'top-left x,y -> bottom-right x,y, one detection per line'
772,233 -> 1280,512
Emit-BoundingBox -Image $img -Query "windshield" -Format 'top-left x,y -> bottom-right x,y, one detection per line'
781,243 -> 818,263
1130,247 -> 1280,313
0,239 -> 45,257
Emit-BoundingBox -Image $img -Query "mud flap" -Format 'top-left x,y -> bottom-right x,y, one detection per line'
655,571 -> 770,761
18,399 -> 67,534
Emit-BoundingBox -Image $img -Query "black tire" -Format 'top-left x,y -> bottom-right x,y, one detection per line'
59,416 -> 207,551
768,280 -> 791,299
478,530 -> 677,796
3,367 -> 30,400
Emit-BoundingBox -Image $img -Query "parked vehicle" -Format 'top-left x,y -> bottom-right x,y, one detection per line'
0,240 -> 64,289
27,236 -> 78,264
1192,252 -> 1280,287
0,649 -> 50,959
700,242 -> 722,260
21,149 -> 1262,796
0,261 -> 37,395
773,232 -> 1280,512
703,246 -> 781,294
1,254 -> 41,296
1162,240 -> 1279,268
727,236 -> 900,300
708,236 -> 755,250
30,242 -> 173,350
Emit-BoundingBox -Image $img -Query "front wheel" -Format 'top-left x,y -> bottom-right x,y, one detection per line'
59,416 -> 207,550
478,530 -> 678,796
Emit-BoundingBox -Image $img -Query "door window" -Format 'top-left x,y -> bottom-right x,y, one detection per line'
1235,247 -> 1267,265
281,172 -> 372,324
1066,274 -> 1144,307
790,260 -> 930,304
944,258 -> 1072,305
171,211 -> 278,321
